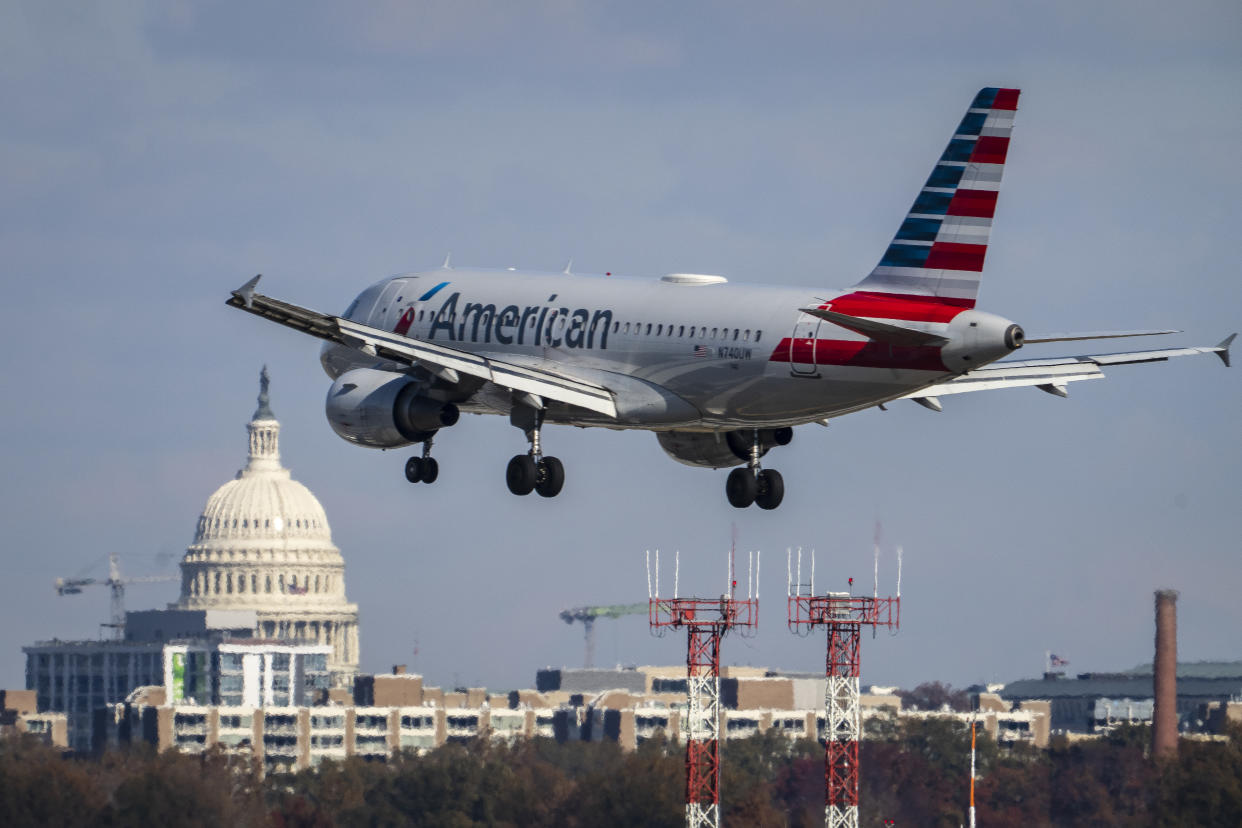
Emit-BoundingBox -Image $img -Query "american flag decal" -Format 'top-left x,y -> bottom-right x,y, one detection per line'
693,345 -> 710,357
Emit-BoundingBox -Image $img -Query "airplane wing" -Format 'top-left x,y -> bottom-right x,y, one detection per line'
901,335 -> 1234,405
226,276 -> 618,417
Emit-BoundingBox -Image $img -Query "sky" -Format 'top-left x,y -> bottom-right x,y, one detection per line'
1,1 -> 1239,694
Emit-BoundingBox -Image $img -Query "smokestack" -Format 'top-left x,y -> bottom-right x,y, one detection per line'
1152,589 -> 1179,759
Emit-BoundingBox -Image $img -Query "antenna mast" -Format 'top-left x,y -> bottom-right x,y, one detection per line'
787,546 -> 902,828
649,548 -> 760,828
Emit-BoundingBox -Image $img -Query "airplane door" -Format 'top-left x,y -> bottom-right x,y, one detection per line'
789,313 -> 821,375
372,279 -> 408,330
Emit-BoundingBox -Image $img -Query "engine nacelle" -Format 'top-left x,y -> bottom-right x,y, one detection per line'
656,427 -> 794,469
325,368 -> 459,449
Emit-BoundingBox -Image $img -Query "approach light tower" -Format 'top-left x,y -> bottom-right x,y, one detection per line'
787,547 -> 901,828
648,549 -> 759,828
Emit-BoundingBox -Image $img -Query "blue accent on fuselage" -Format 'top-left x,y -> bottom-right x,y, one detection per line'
418,281 -> 450,301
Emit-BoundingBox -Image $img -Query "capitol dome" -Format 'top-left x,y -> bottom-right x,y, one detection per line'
174,368 -> 359,685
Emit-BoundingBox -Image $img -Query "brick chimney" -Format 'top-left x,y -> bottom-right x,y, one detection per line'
1152,589 -> 1179,759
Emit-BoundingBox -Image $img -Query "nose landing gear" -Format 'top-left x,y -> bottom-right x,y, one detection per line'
726,430 -> 785,509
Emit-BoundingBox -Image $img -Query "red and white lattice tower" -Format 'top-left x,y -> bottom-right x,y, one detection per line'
648,549 -> 759,828
787,548 -> 900,828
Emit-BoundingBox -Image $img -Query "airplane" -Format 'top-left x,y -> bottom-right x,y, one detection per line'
228,87 -> 1233,510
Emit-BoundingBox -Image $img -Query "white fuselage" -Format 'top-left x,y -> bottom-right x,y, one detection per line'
319,267 -> 1011,430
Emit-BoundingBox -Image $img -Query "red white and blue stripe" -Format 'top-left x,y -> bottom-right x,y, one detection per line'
853,87 -> 1020,308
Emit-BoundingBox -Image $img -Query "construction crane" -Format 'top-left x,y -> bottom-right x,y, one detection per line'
55,551 -> 178,640
559,603 -> 648,668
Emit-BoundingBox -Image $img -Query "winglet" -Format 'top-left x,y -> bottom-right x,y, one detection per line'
232,274 -> 262,309
1215,333 -> 1236,368
441,252 -> 453,269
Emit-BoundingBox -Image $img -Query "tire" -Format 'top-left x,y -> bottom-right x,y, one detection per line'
755,469 -> 785,510
726,467 -> 757,508
420,457 -> 439,484
535,456 -> 565,498
506,454 -> 537,495
404,457 -> 423,483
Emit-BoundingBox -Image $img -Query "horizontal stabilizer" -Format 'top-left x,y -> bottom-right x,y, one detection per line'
1023,329 -> 1179,344
899,334 -> 1233,401
799,307 -> 948,346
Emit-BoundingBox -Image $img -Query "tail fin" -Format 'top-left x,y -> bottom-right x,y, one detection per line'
853,87 -> 1020,308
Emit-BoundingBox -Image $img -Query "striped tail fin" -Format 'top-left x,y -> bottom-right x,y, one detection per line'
853,87 -> 1020,308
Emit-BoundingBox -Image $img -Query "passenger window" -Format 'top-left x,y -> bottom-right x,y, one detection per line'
733,329 -> 739,341
755,330 -> 762,342
668,325 -> 674,336
679,326 -> 685,337
656,324 -> 663,336
744,329 -> 750,341
613,322 -> 619,333
711,328 -> 718,339
646,324 -> 652,335
624,322 -> 631,334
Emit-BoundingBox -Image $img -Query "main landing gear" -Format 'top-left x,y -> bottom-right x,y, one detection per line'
726,429 -> 785,510
404,434 -> 440,484
506,407 -> 564,498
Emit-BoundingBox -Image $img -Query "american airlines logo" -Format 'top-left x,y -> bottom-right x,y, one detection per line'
424,291 -> 614,350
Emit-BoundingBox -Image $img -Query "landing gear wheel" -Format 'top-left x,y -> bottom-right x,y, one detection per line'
506,454 -> 537,495
420,457 -> 439,484
535,456 -> 565,498
726,468 -> 757,508
755,469 -> 784,510
404,457 -> 424,483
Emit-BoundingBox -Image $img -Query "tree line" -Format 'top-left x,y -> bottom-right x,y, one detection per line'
2,712 -> 1239,825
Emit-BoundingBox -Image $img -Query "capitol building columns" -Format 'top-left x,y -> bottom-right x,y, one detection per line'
172,369 -> 361,687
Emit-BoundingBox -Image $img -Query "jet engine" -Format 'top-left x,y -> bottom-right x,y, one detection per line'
325,368 -> 459,449
656,427 -> 794,469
